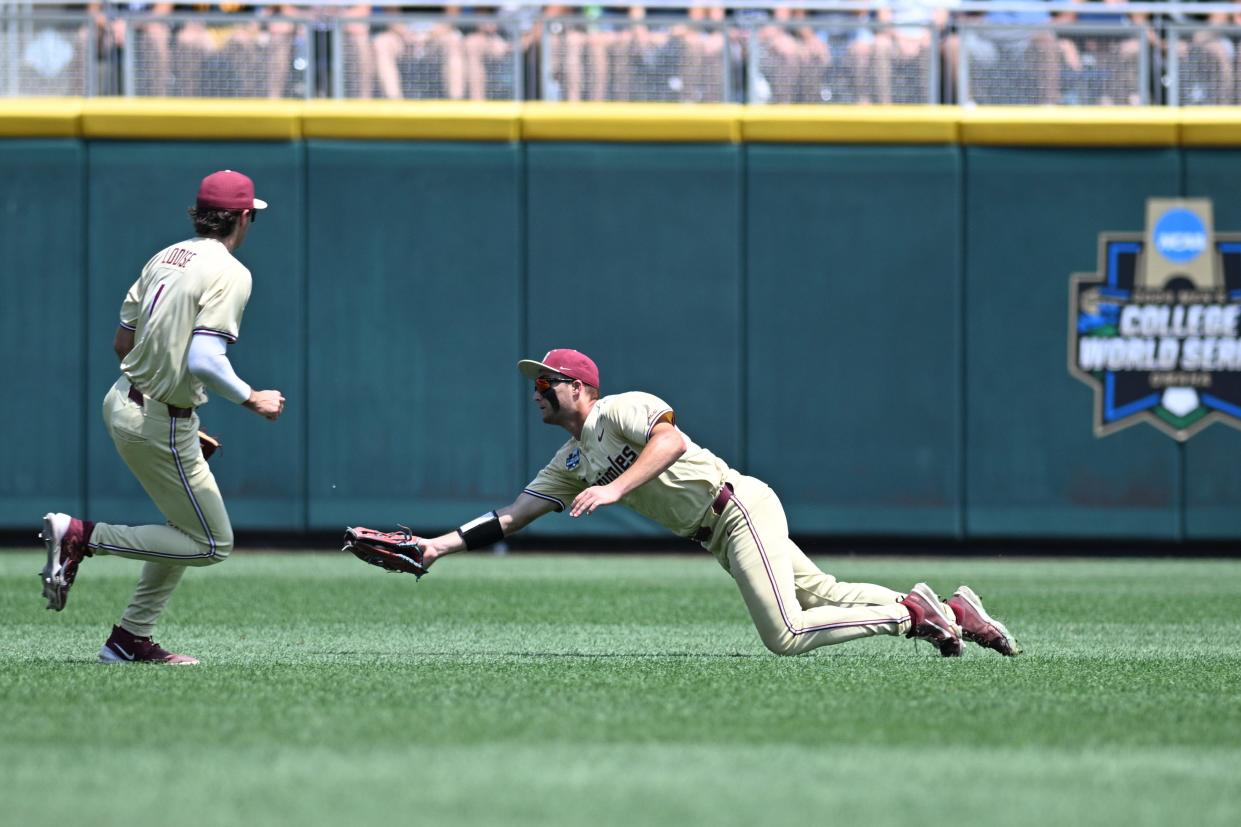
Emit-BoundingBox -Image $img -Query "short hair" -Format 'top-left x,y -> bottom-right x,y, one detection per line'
582,383 -> 600,400
188,206 -> 243,239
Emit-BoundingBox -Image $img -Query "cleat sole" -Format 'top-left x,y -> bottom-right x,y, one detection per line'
954,586 -> 1021,656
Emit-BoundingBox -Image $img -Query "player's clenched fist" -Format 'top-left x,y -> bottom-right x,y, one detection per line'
244,389 -> 285,420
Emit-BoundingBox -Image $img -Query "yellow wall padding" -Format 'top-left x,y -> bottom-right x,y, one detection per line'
301,100 -> 521,141
80,98 -> 302,140
0,98 -> 82,138
3,99 -> 1241,146
742,105 -> 959,144
1177,107 -> 1241,147
521,102 -> 742,143
958,106 -> 1181,147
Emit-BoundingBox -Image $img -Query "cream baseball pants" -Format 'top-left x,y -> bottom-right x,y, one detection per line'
702,475 -> 912,655
87,377 -> 232,636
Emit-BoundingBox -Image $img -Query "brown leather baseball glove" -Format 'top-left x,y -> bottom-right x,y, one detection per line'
199,431 -> 221,461
342,525 -> 429,579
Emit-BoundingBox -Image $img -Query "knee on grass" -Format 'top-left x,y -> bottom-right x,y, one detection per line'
759,630 -> 802,657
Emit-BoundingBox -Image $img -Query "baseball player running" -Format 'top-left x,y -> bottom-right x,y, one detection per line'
345,349 -> 1019,658
39,169 -> 285,665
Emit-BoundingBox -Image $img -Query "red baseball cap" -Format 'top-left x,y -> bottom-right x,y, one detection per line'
518,348 -> 600,388
196,170 -> 268,211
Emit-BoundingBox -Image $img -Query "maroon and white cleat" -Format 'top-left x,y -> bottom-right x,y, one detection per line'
99,626 -> 200,666
903,582 -> 964,657
947,586 -> 1022,656
39,512 -> 93,612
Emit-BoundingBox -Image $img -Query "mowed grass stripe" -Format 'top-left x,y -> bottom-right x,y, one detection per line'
3,744 -> 1238,827
1,551 -> 1239,826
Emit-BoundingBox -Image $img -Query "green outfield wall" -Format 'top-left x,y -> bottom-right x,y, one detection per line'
3,101 -> 1240,542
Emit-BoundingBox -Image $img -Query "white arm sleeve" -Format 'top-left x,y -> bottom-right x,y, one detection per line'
187,333 -> 252,405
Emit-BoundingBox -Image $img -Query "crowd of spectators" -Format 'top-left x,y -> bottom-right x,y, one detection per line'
7,2 -> 1241,104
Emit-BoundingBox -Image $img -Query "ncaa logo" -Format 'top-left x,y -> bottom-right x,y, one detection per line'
565,448 -> 580,470
1153,208 -> 1207,263
1068,198 -> 1241,441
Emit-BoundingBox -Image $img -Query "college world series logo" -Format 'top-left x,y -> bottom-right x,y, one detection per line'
1069,198 -> 1241,441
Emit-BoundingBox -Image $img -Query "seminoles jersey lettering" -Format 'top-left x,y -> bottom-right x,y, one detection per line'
524,391 -> 731,537
119,237 -> 252,408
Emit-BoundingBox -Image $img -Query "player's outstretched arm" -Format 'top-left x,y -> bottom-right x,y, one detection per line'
343,494 -> 556,577
419,493 -> 558,567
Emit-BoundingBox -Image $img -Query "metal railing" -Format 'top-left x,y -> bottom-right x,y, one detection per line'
958,23 -> 1151,106
334,12 -> 528,101
1167,25 -> 1241,106
3,3 -> 1241,105
542,15 -> 735,103
116,11 -> 316,98
1,9 -> 95,96
746,19 -> 939,104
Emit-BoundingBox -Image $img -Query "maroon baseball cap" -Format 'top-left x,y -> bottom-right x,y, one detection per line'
196,170 -> 268,211
518,348 -> 599,388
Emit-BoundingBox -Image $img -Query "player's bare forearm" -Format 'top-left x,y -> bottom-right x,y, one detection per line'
569,423 -> 686,517
421,493 -> 555,565
419,531 -> 466,565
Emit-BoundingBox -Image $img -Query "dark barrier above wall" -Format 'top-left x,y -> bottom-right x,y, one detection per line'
0,140 -> 86,527
965,147 -> 1183,539
306,141 -> 524,530
4,102 -> 1241,542
747,144 -> 963,537
1182,149 -> 1241,540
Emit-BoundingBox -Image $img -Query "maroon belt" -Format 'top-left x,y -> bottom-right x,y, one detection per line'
128,384 -> 193,419
691,483 -> 734,543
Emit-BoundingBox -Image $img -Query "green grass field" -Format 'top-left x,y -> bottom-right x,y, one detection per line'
1,550 -> 1238,827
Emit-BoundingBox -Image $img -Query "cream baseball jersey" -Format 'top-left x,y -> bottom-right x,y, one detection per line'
118,237 -> 252,408
524,391 -> 731,537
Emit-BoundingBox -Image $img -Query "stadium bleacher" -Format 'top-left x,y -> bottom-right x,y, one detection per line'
2,2 -> 1240,104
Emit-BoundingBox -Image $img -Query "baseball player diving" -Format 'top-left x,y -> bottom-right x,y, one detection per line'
39,169 -> 285,665
345,349 -> 1019,658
